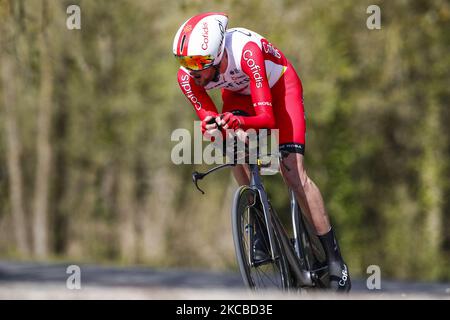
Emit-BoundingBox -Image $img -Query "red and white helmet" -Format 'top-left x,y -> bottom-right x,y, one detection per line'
173,12 -> 228,71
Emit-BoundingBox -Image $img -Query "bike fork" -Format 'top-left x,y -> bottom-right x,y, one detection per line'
249,164 -> 279,262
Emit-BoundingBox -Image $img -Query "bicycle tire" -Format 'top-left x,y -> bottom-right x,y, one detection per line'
231,185 -> 291,290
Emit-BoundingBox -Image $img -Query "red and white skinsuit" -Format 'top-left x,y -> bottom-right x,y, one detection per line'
177,27 -> 306,154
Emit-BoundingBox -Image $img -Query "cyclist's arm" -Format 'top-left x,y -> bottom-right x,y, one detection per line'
177,68 -> 219,120
235,42 -> 276,130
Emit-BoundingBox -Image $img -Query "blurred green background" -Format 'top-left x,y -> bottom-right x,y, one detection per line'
0,0 -> 448,281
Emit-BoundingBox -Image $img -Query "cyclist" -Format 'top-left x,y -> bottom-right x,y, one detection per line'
173,12 -> 351,292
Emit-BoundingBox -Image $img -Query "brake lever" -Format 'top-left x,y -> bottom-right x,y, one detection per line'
191,163 -> 236,194
192,171 -> 205,194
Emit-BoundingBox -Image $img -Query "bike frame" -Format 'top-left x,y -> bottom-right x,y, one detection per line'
193,159 -> 316,287
247,163 -> 314,287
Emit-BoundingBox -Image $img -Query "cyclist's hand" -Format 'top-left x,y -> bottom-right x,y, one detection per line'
218,112 -> 242,130
202,115 -> 223,140
201,115 -> 218,134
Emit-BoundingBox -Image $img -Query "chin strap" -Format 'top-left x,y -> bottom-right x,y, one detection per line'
212,65 -> 221,82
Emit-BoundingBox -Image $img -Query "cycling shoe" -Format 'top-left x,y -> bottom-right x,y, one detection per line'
328,262 -> 351,292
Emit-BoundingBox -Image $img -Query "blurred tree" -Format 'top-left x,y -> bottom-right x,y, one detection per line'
0,0 -> 448,280
1,35 -> 30,255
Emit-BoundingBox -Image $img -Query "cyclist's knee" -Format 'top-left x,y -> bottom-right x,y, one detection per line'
281,152 -> 311,191
232,164 -> 250,186
284,167 -> 310,192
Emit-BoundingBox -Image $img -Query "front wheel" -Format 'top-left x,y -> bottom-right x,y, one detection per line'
231,185 -> 291,290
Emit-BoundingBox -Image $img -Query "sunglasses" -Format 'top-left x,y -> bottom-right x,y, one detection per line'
175,54 -> 214,71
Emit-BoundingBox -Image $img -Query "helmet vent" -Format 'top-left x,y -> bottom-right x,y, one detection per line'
180,35 -> 186,53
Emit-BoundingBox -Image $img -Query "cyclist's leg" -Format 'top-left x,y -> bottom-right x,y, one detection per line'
280,153 -> 330,234
232,165 -> 250,186
272,64 -> 331,234
273,65 -> 351,291
271,65 -> 324,230
280,153 -> 350,291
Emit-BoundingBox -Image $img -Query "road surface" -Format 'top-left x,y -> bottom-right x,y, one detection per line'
0,261 -> 448,299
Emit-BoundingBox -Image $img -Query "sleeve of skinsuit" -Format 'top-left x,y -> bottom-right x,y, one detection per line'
237,41 -> 276,130
177,68 -> 219,120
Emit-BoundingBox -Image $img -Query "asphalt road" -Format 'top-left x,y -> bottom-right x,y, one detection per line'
0,261 -> 449,299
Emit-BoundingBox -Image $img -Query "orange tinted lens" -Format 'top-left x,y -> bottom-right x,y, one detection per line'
176,55 -> 214,70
